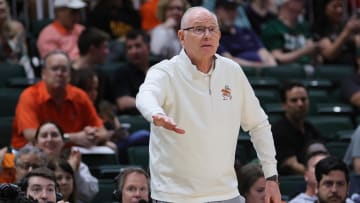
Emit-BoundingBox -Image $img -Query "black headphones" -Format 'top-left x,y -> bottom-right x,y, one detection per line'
112,167 -> 150,202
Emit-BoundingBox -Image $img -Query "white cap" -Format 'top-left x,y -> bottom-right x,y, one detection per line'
54,0 -> 86,9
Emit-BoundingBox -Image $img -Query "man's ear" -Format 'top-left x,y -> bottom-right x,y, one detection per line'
178,30 -> 184,44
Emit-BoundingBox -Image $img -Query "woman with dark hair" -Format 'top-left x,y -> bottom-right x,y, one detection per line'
33,122 -> 98,203
47,159 -> 77,203
312,0 -> 360,67
237,163 -> 266,203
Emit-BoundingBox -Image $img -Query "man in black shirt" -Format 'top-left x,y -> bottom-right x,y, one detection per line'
272,81 -> 322,175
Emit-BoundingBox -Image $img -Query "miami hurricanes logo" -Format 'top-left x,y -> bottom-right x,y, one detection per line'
221,85 -> 232,100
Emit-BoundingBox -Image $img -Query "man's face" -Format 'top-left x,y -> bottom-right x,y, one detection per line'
26,176 -> 57,203
121,172 -> 149,203
317,170 -> 348,203
304,154 -> 327,189
178,8 -> 221,62
92,41 -> 109,64
216,6 -> 237,29
41,53 -> 70,90
126,36 -> 150,67
56,7 -> 80,29
16,154 -> 44,181
283,86 -> 309,121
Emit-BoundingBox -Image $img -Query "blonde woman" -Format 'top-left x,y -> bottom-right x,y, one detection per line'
150,0 -> 190,59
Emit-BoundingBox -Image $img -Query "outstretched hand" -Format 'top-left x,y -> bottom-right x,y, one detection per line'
265,180 -> 282,203
152,114 -> 185,134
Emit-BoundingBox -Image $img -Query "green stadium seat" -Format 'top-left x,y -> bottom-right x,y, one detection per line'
249,77 -> 280,90
127,146 -> 149,170
237,134 -> 256,164
302,78 -> 333,91
260,64 -> 306,81
263,103 -> 284,116
308,115 -> 354,141
7,77 -> 40,89
315,103 -> 354,116
118,115 -> 150,134
90,179 -> 114,203
80,149 -> 119,168
325,142 -> 349,160
0,63 -> 26,87
242,66 -> 259,77
0,116 -> 13,148
279,175 -> 306,200
314,64 -> 354,81
0,88 -> 22,117
254,89 -> 280,105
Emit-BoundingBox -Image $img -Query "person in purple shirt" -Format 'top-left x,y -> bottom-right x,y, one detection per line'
215,0 -> 276,68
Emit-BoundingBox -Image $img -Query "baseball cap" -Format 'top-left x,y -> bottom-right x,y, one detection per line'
54,0 -> 86,9
215,0 -> 239,9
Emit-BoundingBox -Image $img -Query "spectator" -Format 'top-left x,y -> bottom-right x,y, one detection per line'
33,121 -> 98,203
87,0 -> 141,41
47,159 -> 77,203
37,0 -> 86,60
139,0 -> 161,31
314,156 -> 350,203
289,151 -> 328,203
261,0 -> 319,65
0,0 -> 34,78
272,81 -> 322,175
113,167 -> 150,203
215,0 -> 276,68
136,6 -> 281,203
341,65 -> 360,108
150,0 -> 190,59
244,0 -> 277,36
312,0 -> 360,67
114,30 -> 151,115
72,27 -> 114,106
11,50 -> 109,150
344,126 -> 360,174
237,163 -> 265,203
17,167 -> 65,203
14,145 -> 47,183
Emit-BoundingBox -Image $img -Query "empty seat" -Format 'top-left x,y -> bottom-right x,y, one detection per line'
242,66 -> 259,77
308,115 -> 354,141
90,179 -> 114,203
279,175 -> 306,200
254,89 -> 280,105
127,146 -> 149,170
249,77 -> 280,90
325,142 -> 349,160
118,115 -> 150,134
0,63 -> 26,87
260,64 -> 306,81
314,64 -> 354,81
315,103 -> 354,116
0,88 -> 22,117
0,116 -> 13,148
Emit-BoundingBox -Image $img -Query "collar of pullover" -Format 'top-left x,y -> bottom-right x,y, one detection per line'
178,49 -> 218,80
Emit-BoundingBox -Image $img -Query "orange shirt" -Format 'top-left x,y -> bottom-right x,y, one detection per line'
11,81 -> 103,149
140,0 -> 160,31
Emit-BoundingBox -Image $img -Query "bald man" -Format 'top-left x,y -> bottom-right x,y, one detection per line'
136,6 -> 281,203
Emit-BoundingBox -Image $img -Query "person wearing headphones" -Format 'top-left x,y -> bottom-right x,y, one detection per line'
113,167 -> 150,203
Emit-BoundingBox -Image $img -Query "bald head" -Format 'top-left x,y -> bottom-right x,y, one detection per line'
180,7 -> 218,29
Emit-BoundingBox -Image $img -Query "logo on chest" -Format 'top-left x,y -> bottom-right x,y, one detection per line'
221,85 -> 232,100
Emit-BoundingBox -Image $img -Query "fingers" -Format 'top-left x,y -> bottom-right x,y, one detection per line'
152,114 -> 185,134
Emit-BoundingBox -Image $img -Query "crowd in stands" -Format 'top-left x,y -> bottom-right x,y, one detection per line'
2,0 -> 360,202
